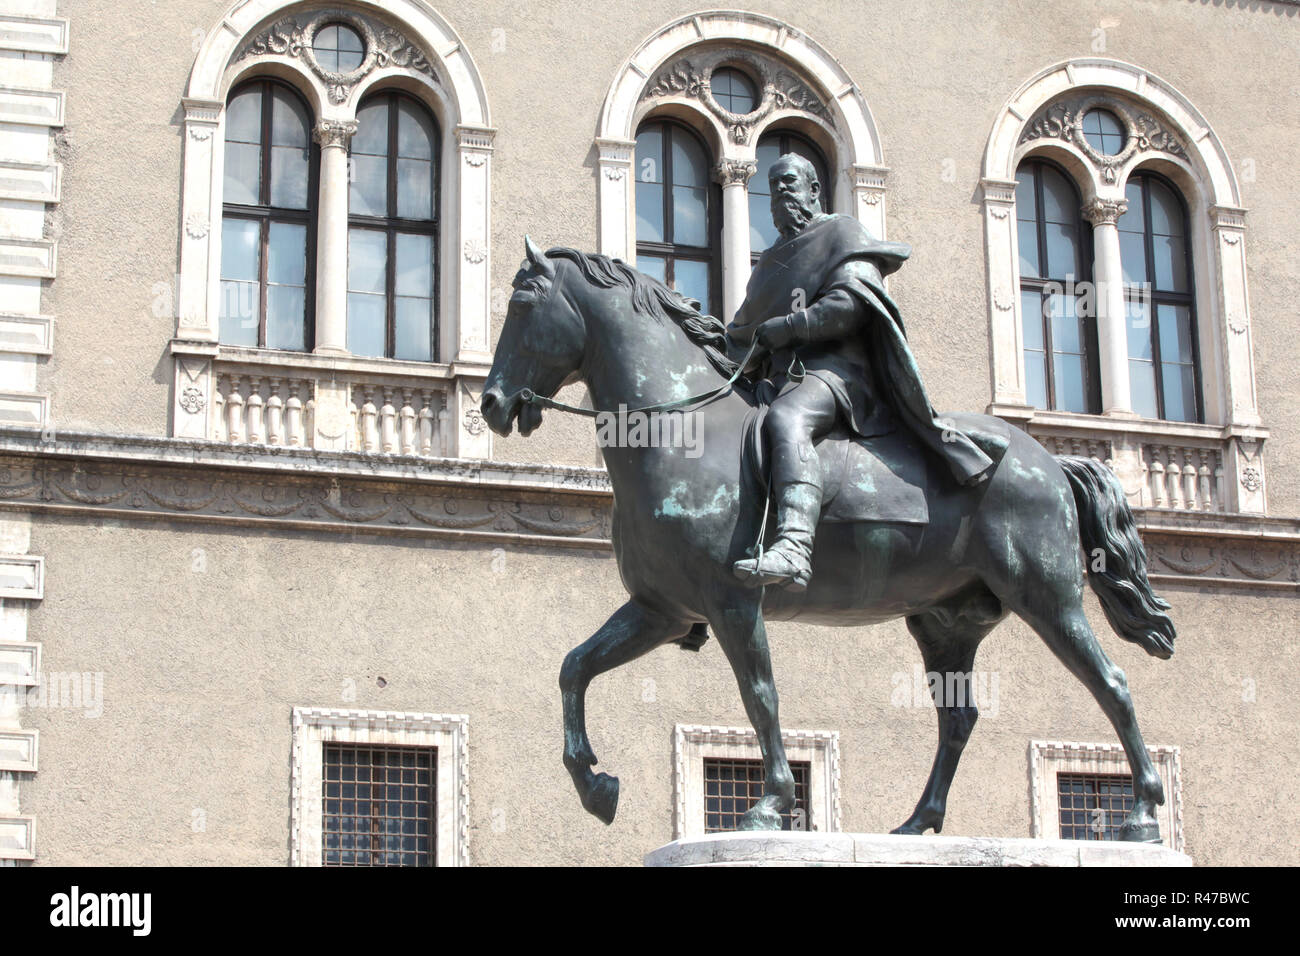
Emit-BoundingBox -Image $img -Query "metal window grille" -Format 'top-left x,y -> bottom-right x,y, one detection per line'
1057,771 -> 1135,841
322,743 -> 436,866
703,757 -> 811,833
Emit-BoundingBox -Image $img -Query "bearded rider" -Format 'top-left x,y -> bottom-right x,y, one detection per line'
727,153 -> 995,590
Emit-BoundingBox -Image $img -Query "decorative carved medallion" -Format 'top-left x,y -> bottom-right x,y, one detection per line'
189,127 -> 213,142
463,407 -> 488,436
184,213 -> 209,239
1020,95 -> 1187,184
236,9 -> 440,105
463,239 -> 487,264
464,153 -> 486,167
179,386 -> 207,416
641,50 -> 832,145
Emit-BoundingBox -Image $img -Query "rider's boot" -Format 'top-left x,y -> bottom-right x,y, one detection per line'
733,438 -> 822,590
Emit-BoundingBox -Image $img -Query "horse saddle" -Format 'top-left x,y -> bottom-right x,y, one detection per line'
740,406 -> 1014,526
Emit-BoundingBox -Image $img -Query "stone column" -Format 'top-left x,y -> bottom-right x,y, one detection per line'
454,125 -> 495,367
850,164 -> 889,238
714,159 -> 756,323
312,119 -> 357,356
178,97 -> 223,342
980,177 -> 1030,416
596,138 -> 635,262
1081,197 -> 1133,417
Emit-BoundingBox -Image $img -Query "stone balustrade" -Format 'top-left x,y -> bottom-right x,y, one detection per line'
210,366 -> 453,458
1018,411 -> 1267,516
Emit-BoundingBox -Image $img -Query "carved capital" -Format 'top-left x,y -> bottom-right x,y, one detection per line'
713,159 -> 757,187
313,119 -> 358,150
1080,197 -> 1128,226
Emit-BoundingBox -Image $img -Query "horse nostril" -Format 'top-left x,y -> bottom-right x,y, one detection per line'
480,390 -> 500,414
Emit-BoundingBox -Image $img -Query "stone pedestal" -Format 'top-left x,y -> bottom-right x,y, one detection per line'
645,832 -> 1192,867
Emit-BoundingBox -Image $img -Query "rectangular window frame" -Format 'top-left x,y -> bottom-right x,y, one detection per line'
1029,739 -> 1183,852
291,707 -> 468,867
672,724 -> 839,840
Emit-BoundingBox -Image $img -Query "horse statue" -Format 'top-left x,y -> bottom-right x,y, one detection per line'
480,237 -> 1176,842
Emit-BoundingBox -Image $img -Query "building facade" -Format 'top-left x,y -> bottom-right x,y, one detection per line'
0,0 -> 1296,865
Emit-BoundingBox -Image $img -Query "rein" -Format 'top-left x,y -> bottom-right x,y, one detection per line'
510,339 -> 763,419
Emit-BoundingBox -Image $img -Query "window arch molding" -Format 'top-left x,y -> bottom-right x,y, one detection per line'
981,58 -> 1267,515
596,11 -> 888,322
173,0 -> 495,459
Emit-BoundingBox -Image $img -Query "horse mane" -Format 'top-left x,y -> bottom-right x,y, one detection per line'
539,247 -> 741,379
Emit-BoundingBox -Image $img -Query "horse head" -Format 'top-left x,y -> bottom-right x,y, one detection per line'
481,236 -> 588,437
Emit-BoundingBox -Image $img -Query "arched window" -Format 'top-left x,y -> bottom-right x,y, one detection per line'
1120,172 -> 1199,423
219,79 -> 317,350
1015,160 -> 1098,414
634,120 -> 719,316
749,131 -> 831,258
347,91 -> 440,360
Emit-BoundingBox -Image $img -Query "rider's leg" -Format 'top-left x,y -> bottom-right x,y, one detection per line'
733,377 -> 836,589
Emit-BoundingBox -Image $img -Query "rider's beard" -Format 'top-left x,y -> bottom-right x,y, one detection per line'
773,194 -> 817,239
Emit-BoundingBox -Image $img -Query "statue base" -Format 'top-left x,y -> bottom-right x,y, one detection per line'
644,831 -> 1192,867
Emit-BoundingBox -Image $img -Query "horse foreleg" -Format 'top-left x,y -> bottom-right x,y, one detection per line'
560,600 -> 690,825
893,603 -> 998,836
708,600 -> 795,831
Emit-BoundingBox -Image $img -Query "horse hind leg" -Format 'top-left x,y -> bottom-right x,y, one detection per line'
893,589 -> 1003,836
560,601 -> 690,824
1019,599 -> 1165,841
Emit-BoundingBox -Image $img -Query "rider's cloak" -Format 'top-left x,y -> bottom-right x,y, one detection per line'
729,213 -> 994,486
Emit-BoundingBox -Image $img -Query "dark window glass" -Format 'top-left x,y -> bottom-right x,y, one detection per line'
711,68 -> 757,115
1082,109 -> 1126,156
1015,159 -> 1098,413
749,131 -> 831,256
703,758 -> 811,833
322,743 -> 435,866
220,79 -> 316,350
1120,172 -> 1200,422
313,23 -> 365,74
635,120 -> 719,316
1057,772 -> 1135,841
347,91 -> 439,360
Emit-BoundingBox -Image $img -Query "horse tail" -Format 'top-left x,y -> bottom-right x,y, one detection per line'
1057,456 -> 1176,660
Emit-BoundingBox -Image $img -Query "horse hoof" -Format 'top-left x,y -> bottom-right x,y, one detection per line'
738,804 -> 783,831
890,823 -> 926,835
585,772 -> 619,825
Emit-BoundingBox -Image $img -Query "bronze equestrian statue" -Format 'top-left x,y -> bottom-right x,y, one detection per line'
480,154 -> 1176,842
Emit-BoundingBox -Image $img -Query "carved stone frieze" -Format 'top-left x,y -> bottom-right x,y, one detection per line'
0,454 -> 612,547
640,50 -> 832,145
236,8 -> 440,105
1142,532 -> 1300,589
1019,94 -> 1187,184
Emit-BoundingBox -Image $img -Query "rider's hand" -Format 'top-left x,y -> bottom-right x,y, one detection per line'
754,315 -> 796,352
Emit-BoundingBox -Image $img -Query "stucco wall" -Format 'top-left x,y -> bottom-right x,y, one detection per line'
19,512 -> 1299,865
41,0 -> 1300,515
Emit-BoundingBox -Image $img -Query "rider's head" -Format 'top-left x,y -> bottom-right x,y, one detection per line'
769,154 -> 821,239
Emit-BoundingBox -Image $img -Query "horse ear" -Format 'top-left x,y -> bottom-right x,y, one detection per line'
524,235 -> 555,278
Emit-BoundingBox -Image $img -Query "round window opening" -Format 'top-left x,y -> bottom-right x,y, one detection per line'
711,68 -> 758,116
314,23 -> 365,74
1082,109 -> 1126,156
